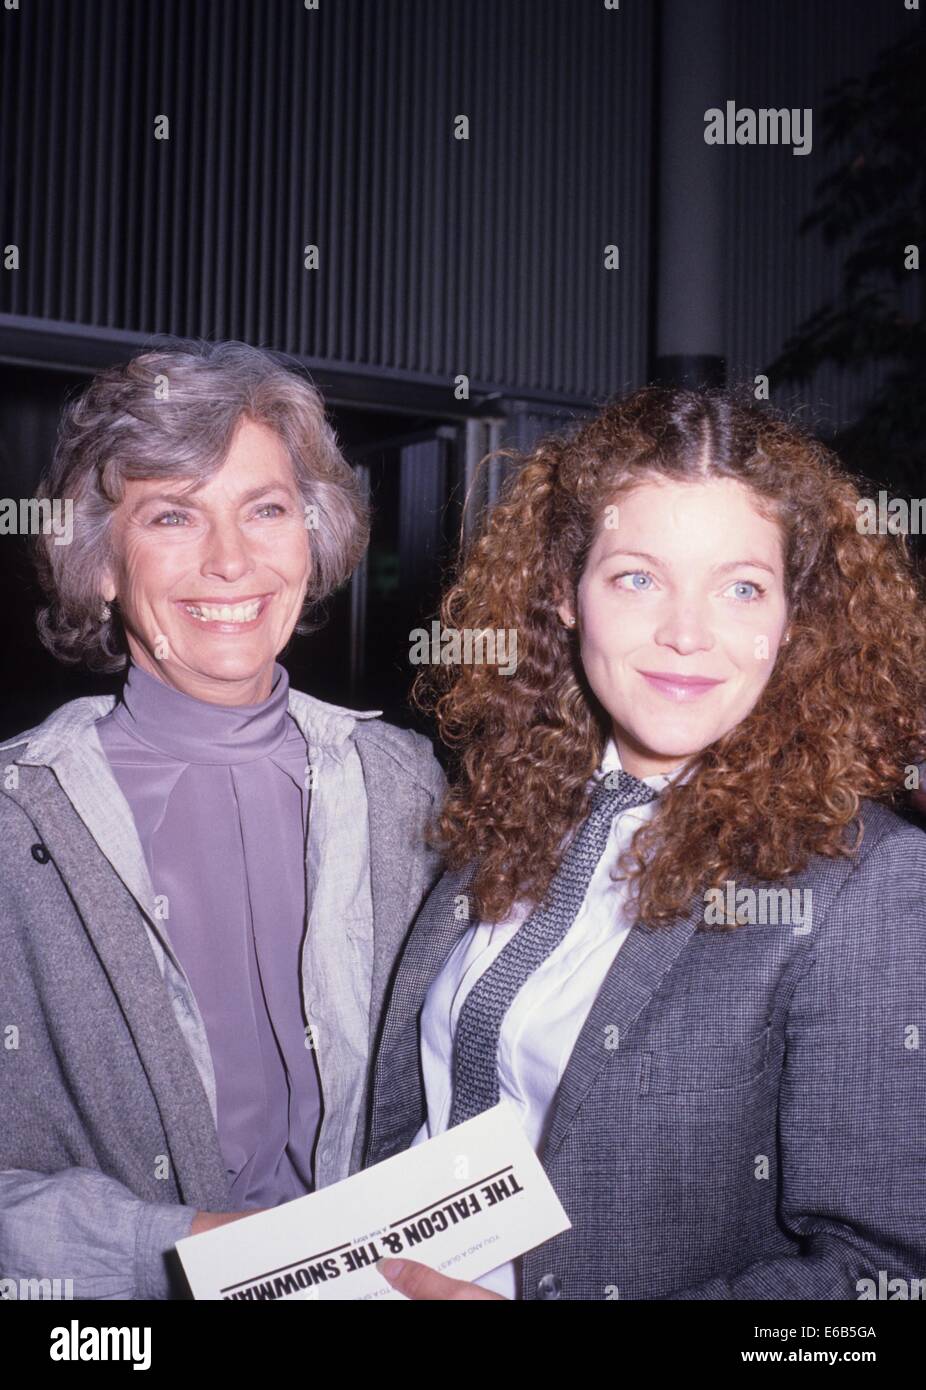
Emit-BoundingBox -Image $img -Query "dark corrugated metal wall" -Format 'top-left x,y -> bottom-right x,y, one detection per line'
722,0 -> 917,430
2,0 -> 913,427
0,0 -> 654,401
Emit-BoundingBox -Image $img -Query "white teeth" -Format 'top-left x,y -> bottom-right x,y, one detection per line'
183,600 -> 262,623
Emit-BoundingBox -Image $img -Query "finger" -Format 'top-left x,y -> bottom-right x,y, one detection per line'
375,1257 -> 500,1300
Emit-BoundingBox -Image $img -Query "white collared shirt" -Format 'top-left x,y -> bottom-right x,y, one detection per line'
411,737 -> 687,1298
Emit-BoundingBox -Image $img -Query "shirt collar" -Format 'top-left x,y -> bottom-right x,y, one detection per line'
593,735 -> 697,794
0,672 -> 382,771
102,659 -> 296,764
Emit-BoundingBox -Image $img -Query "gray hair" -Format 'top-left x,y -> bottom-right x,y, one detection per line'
32,338 -> 370,671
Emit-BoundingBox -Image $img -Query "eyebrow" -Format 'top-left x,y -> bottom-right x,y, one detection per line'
132,483 -> 297,515
600,549 -> 778,576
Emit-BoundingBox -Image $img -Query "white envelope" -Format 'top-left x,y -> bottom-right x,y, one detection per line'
175,1104 -> 571,1300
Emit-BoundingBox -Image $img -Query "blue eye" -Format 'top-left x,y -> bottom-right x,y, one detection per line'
613,570 -> 655,591
255,503 -> 286,518
152,511 -> 190,526
610,571 -> 767,601
727,581 -> 765,602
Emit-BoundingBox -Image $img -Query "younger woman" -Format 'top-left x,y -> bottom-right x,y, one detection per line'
371,386 -> 926,1301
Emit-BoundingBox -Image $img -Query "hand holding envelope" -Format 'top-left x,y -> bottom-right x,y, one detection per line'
176,1104 -> 570,1301
377,1256 -> 508,1300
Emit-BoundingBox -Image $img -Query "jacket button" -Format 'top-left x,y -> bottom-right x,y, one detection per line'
171,991 -> 192,1019
536,1273 -> 562,1299
30,843 -> 50,864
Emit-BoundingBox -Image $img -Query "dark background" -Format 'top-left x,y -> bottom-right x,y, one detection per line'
0,0 -> 922,739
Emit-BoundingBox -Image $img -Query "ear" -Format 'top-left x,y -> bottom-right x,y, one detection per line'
557,598 -> 575,628
100,565 -> 117,604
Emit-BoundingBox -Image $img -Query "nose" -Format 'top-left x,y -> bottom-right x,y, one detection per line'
653,600 -> 714,655
199,517 -> 255,584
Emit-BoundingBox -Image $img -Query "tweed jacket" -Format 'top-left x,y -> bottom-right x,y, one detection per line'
0,685 -> 445,1299
365,798 -> 926,1300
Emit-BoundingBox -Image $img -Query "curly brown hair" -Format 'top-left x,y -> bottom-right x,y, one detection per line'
414,386 -> 926,929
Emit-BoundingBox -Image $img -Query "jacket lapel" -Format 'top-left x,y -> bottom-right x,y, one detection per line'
356,735 -> 416,1046
541,897 -> 703,1163
8,704 -> 192,983
387,860 -> 478,1029
355,733 -> 448,1050
5,767 -> 233,1210
368,863 -> 703,1166
365,861 -> 477,1161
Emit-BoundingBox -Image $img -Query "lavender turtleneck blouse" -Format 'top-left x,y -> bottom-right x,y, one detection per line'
95,659 -> 321,1209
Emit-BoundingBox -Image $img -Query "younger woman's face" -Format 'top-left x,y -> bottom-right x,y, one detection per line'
558,476 -> 789,778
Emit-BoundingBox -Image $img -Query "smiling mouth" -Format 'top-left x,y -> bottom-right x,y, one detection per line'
639,670 -> 725,702
176,595 -> 271,624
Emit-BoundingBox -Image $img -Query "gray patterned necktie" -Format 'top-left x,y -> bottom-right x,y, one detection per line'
448,769 -> 659,1127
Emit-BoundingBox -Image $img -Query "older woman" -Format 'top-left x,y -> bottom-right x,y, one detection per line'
370,385 -> 926,1301
0,340 -> 444,1300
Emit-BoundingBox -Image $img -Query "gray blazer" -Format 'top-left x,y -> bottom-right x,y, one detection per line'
365,798 -> 926,1300
0,687 -> 445,1300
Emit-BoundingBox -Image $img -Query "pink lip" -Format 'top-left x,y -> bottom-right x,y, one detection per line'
638,670 -> 725,702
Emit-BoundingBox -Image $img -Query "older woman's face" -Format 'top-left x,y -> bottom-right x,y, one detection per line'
101,416 -> 311,704
558,476 -> 789,778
